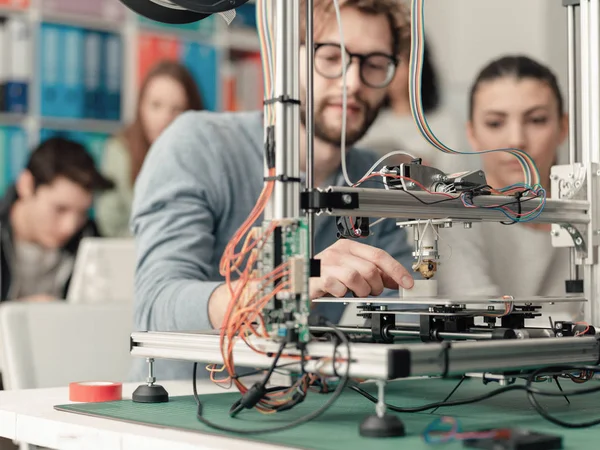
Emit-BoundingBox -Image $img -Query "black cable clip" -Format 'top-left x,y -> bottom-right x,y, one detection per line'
263,175 -> 302,183
264,95 -> 301,106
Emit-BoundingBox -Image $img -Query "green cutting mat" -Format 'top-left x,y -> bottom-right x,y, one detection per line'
55,378 -> 599,449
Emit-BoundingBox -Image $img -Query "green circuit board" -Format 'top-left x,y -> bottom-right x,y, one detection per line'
258,217 -> 311,343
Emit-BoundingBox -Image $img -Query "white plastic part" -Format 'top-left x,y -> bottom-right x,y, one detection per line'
219,9 -> 236,25
402,279 -> 438,298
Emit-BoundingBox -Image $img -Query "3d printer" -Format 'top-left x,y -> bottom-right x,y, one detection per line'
120,0 -> 600,439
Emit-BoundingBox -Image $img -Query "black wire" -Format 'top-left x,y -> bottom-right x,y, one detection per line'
430,375 -> 466,414
526,365 -> 600,428
348,382 -> 526,413
396,184 -> 539,212
364,180 -> 540,219
191,321 -> 351,435
348,365 -> 600,428
228,341 -> 288,417
263,342 -> 287,383
500,190 -> 525,225
396,187 -> 463,205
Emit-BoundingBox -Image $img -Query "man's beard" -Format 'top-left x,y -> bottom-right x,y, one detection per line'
300,94 -> 383,147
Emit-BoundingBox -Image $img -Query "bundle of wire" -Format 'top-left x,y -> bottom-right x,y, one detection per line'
212,0 -> 308,413
409,0 -> 541,189
351,167 -> 547,224
330,0 -> 547,223
203,0 -> 350,425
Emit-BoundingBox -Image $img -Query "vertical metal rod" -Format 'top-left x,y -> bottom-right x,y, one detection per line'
581,1 -> 590,168
589,0 -> 600,327
289,1 -> 301,218
262,0 -> 273,221
580,0 -> 597,325
274,0 -> 287,220
274,0 -> 301,219
147,357 -> 155,385
589,0 -> 599,165
568,5 -> 577,165
568,5 -> 578,281
376,380 -> 386,417
305,0 -> 315,258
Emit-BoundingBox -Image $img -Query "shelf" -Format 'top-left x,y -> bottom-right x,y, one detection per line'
40,117 -> 123,135
0,112 -> 26,125
41,11 -> 125,33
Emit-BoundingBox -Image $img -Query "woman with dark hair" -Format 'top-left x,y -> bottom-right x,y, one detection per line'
96,60 -> 204,237
358,39 -> 468,172
437,55 -> 579,326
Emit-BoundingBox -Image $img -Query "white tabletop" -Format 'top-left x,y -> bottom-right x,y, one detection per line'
0,380 -> 288,450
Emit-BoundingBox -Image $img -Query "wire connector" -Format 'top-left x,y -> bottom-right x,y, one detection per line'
229,383 -> 267,417
263,175 -> 302,183
264,95 -> 301,106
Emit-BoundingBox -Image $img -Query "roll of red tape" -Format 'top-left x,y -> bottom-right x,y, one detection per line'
69,381 -> 123,403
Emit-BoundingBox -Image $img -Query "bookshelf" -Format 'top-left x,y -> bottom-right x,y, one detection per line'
0,0 -> 261,193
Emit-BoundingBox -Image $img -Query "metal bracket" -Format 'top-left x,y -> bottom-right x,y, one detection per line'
550,163 -> 597,264
300,190 -> 358,212
371,310 -> 394,344
558,223 -> 588,258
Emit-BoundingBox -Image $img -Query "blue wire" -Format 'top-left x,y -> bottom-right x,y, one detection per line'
408,0 -> 542,187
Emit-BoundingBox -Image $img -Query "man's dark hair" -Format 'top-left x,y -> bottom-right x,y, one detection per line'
26,137 -> 114,191
383,39 -> 440,114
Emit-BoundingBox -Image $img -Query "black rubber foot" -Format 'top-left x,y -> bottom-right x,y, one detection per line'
132,384 -> 169,403
359,414 -> 405,438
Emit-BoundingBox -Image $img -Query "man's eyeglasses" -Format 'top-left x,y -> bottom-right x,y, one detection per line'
313,43 -> 398,89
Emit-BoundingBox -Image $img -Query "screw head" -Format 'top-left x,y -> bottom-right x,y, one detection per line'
557,332 -> 564,337
551,230 -> 559,237
575,237 -> 583,245
342,194 -> 352,204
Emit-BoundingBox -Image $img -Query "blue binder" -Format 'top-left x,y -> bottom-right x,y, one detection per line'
61,25 -> 85,118
181,41 -> 219,111
40,23 -> 62,117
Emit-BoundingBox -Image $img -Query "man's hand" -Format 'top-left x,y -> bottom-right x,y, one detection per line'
309,240 -> 414,299
208,240 -> 413,329
208,282 -> 233,329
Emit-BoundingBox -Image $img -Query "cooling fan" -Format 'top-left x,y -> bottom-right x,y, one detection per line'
119,0 -> 251,24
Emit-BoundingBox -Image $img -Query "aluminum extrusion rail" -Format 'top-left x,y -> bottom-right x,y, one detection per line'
130,331 -> 600,380
312,187 -> 589,224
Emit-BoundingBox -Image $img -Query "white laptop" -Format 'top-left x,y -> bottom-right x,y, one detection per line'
67,237 -> 136,304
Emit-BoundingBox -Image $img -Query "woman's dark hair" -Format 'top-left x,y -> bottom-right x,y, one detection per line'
385,39 -> 440,114
419,41 -> 440,114
122,60 -> 204,184
469,55 -> 564,120
27,137 -> 114,192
